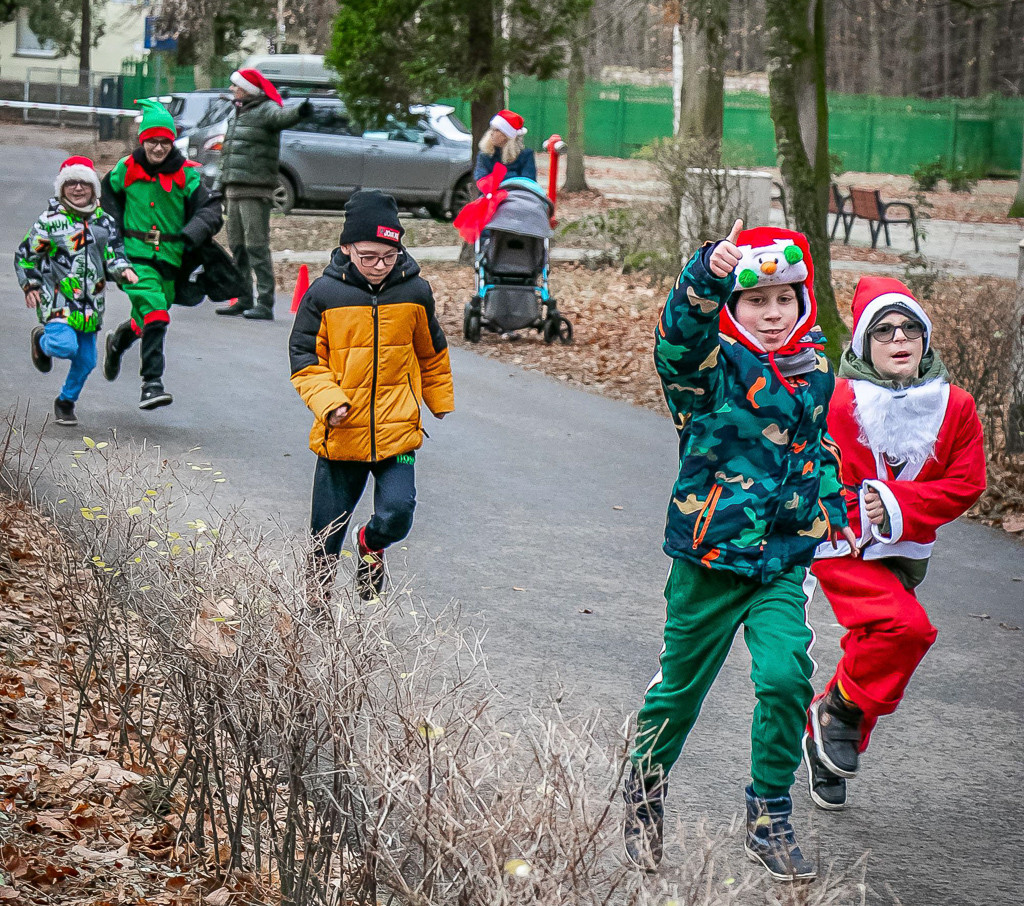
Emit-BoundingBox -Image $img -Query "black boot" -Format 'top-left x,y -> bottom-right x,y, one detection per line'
139,323 -> 172,409
31,326 -> 52,373
622,766 -> 666,871
103,321 -> 136,382
802,732 -> 847,810
744,785 -> 816,881
242,305 -> 274,321
352,523 -> 387,600
809,686 -> 863,778
215,298 -> 254,316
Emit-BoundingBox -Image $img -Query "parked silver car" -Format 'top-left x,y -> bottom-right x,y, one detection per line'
186,95 -> 475,218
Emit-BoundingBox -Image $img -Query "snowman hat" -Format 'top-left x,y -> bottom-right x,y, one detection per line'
55,156 -> 101,199
490,109 -> 527,139
231,68 -> 284,106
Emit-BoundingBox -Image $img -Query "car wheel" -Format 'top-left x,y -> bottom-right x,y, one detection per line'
272,173 -> 297,214
447,176 -> 476,220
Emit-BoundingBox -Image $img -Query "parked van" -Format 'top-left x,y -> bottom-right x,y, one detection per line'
241,54 -> 336,89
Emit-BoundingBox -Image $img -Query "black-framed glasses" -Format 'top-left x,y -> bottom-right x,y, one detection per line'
354,251 -> 399,267
144,138 -> 173,149
868,320 -> 925,343
63,180 -> 93,190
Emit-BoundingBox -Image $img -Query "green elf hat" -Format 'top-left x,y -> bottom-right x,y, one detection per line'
136,98 -> 176,143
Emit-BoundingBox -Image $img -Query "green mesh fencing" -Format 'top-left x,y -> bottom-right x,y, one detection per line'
446,77 -> 1023,177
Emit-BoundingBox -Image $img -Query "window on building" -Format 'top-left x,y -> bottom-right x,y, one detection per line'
15,10 -> 59,58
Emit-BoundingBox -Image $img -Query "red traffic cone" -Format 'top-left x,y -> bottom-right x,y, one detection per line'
290,264 -> 310,314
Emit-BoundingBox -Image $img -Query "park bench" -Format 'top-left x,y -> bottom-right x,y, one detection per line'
847,186 -> 920,252
829,182 -> 853,242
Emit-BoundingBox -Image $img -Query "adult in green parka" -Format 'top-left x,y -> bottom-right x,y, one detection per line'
214,68 -> 312,321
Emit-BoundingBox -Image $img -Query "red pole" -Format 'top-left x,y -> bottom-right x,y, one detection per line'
542,134 -> 567,214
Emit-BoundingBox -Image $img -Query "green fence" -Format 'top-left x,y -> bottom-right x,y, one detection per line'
448,78 -> 1023,176
120,60 -> 1022,176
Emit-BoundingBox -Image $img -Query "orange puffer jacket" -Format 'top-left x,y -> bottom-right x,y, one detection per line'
288,250 -> 454,462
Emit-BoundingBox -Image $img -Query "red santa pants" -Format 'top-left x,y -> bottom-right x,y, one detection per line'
809,557 -> 938,752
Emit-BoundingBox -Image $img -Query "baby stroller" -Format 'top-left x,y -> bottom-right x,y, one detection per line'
463,178 -> 573,344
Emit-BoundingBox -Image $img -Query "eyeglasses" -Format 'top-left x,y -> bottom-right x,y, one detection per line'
144,139 -> 173,149
63,180 -> 92,190
354,251 -> 399,268
868,320 -> 925,343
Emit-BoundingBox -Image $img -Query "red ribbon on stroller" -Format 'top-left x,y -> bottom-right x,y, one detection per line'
453,163 -> 509,244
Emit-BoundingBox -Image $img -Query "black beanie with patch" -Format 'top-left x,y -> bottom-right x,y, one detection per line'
339,189 -> 405,249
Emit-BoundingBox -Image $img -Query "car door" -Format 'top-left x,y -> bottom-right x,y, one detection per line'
281,104 -> 365,202
360,118 -> 453,203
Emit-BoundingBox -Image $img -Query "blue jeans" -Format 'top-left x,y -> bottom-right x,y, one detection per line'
39,322 -> 97,402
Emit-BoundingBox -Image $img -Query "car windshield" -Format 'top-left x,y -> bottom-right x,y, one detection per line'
196,96 -> 233,129
430,111 -> 470,142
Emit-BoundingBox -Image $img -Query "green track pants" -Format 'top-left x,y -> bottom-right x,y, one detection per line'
631,557 -> 816,799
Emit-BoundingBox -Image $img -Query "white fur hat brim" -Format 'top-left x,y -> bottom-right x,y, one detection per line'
55,163 -> 101,199
231,71 -> 263,95
490,114 -> 527,138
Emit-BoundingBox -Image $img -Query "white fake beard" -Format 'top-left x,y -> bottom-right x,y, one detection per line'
852,379 -> 947,465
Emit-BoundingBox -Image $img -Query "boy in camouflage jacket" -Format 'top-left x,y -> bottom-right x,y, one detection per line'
16,156 -> 136,426
623,222 -> 856,881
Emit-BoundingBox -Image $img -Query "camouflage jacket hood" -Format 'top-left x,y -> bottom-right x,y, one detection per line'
654,247 -> 848,582
15,198 -> 131,332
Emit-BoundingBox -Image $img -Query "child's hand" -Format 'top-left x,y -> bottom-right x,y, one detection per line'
24,288 -> 40,308
830,524 -> 859,556
862,486 -> 885,525
327,404 -> 351,427
124,268 -> 140,285
708,219 -> 744,278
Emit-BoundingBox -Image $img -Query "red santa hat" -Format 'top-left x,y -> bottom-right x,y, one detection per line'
54,156 -> 101,199
490,109 -> 527,139
850,275 -> 931,359
718,226 -> 818,356
230,68 -> 283,106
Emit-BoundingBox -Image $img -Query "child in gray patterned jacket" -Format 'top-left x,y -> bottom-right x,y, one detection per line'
15,156 -> 137,426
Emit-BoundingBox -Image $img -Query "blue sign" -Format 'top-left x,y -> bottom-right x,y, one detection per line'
144,17 -> 178,52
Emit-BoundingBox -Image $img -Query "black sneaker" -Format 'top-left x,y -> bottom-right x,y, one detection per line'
53,397 -> 77,426
803,732 -> 847,810
744,785 -> 816,882
139,382 -> 173,410
103,330 -> 123,381
242,305 -> 274,321
622,767 -> 665,871
215,299 -> 254,316
809,688 -> 862,778
353,523 -> 387,600
31,326 -> 52,373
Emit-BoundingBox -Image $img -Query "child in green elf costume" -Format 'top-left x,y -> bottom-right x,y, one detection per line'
100,99 -> 223,409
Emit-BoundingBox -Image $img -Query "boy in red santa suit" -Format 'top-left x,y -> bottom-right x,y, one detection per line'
803,276 -> 986,810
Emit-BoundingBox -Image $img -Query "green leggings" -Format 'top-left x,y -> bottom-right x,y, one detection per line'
631,557 -> 815,799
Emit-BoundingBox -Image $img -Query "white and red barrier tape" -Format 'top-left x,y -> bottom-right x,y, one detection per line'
0,99 -> 138,117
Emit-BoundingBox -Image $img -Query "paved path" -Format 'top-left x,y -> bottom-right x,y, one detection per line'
1,143 -> 1022,904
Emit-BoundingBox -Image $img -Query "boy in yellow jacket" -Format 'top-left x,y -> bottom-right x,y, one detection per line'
288,190 -> 454,601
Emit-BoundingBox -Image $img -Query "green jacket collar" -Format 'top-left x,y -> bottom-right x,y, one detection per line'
838,346 -> 949,389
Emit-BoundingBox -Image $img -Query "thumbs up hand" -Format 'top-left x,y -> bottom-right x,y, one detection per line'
709,219 -> 744,278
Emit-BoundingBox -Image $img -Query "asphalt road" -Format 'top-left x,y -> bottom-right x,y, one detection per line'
2,142 -> 1022,904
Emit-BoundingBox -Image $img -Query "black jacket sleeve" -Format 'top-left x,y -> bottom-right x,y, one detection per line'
182,181 -> 224,248
100,171 -> 126,234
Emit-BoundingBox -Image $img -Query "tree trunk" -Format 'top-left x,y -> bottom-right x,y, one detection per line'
192,9 -> 217,90
765,0 -> 845,361
866,1 -> 883,95
1009,127 -> 1024,218
977,7 -> 996,96
78,0 -> 90,87
563,19 -> 589,193
676,1 -> 730,155
467,1 -> 503,149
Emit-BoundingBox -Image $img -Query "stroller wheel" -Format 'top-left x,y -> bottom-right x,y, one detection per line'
463,301 -> 482,343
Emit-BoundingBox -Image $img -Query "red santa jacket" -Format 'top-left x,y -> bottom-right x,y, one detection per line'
816,378 -> 986,566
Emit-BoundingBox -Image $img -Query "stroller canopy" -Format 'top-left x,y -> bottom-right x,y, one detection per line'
487,178 -> 554,239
